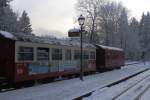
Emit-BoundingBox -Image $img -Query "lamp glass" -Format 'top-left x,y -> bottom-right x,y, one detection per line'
78,15 -> 85,25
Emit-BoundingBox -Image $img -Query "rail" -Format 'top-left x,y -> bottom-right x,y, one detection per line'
125,62 -> 144,66
75,67 -> 149,100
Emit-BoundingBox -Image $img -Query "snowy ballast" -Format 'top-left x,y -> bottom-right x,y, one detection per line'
96,44 -> 123,51
0,30 -> 95,48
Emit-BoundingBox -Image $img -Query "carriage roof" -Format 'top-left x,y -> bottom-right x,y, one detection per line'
0,30 -> 95,49
96,44 -> 123,51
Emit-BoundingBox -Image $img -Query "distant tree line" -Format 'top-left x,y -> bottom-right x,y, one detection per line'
76,0 -> 150,60
1,0 -> 150,60
0,0 -> 32,34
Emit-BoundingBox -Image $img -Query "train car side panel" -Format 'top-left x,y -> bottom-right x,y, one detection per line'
96,45 -> 124,70
96,47 -> 105,70
14,41 -> 96,82
0,36 -> 15,82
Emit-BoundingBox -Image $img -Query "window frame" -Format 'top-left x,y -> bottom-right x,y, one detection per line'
17,46 -> 34,61
74,50 -> 80,60
65,49 -> 72,60
52,48 -> 62,61
90,51 -> 96,60
83,50 -> 89,60
37,47 -> 50,61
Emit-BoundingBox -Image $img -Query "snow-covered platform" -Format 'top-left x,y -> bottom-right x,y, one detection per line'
84,67 -> 150,100
0,63 -> 149,100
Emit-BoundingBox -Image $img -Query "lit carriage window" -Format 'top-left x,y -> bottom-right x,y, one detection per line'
18,47 -> 34,61
90,51 -> 96,59
65,49 -> 72,60
37,48 -> 49,61
52,48 -> 62,60
74,50 -> 80,60
83,51 -> 89,60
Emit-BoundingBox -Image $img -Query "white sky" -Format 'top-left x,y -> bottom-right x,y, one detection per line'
10,0 -> 150,37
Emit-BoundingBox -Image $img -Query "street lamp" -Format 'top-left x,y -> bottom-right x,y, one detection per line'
78,14 -> 85,81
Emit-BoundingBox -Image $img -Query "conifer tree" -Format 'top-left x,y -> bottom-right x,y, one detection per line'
139,12 -> 150,54
127,17 -> 141,60
0,0 -> 20,32
19,11 -> 32,34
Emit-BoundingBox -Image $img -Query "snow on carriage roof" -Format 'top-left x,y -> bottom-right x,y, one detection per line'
0,30 -> 95,48
0,30 -> 16,39
96,44 -> 123,51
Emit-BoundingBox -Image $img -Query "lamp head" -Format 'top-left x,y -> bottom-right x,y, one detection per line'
78,15 -> 85,26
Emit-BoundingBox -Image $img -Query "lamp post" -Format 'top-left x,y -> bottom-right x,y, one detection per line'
78,15 -> 85,81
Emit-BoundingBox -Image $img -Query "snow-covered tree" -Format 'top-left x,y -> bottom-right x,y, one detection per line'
99,2 -> 127,47
76,0 -> 129,46
19,11 -> 32,34
76,0 -> 105,44
0,1 -> 33,34
139,12 -> 150,59
0,0 -> 12,7
117,8 -> 129,49
126,17 -> 141,60
2,7 -> 19,32
0,0 -> 20,33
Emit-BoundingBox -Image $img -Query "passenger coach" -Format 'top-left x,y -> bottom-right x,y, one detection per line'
96,44 -> 124,70
0,31 -> 96,83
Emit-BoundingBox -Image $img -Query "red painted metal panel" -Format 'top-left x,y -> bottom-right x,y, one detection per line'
14,62 -> 96,82
0,37 -> 15,82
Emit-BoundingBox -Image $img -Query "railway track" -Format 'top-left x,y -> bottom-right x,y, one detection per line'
113,71 -> 150,100
125,62 -> 142,66
83,67 -> 150,100
112,63 -> 150,100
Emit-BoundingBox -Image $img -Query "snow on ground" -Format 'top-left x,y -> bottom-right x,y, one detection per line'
84,67 -> 150,100
115,75 -> 150,100
0,62 -> 149,100
140,86 -> 150,100
125,61 -> 142,65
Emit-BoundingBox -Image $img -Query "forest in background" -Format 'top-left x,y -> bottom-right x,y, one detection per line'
76,0 -> 150,60
1,0 -> 150,60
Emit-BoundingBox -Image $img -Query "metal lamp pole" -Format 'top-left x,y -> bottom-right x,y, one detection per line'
80,24 -> 83,81
78,15 -> 85,81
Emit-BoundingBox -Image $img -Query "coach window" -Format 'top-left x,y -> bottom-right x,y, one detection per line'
83,51 -> 89,60
37,48 -> 49,61
74,50 -> 80,60
52,48 -> 62,60
18,46 -> 34,61
90,51 -> 96,60
65,49 -> 72,60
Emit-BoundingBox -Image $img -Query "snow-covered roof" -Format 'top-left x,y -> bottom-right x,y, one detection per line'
0,30 -> 95,49
96,44 -> 123,51
68,28 -> 80,33
0,30 -> 16,39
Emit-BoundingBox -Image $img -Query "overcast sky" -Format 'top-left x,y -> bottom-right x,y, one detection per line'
10,0 -> 150,37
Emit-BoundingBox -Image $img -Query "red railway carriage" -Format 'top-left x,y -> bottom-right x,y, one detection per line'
0,30 -> 124,86
96,45 -> 124,70
0,31 -> 96,83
